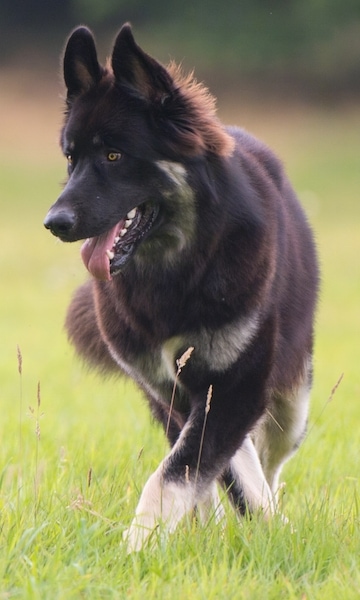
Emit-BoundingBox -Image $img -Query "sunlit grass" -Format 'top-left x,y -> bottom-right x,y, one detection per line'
0,85 -> 359,598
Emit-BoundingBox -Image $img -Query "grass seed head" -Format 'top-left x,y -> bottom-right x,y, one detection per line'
37,381 -> 41,407
176,346 -> 194,372
205,385 -> 213,414
185,464 -> 190,484
17,345 -> 22,375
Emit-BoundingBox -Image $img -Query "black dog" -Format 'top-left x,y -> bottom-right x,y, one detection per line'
44,24 -> 319,551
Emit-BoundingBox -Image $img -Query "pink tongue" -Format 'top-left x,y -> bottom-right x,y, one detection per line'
80,221 -> 124,281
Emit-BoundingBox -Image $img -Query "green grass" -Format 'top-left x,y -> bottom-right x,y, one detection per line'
0,86 -> 359,598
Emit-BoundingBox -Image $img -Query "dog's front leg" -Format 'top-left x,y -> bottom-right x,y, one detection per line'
123,461 -> 196,552
124,362 -> 273,552
124,403 -> 227,552
125,474 -> 226,552
123,410 -> 204,551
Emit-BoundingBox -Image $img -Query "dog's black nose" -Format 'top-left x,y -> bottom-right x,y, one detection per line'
44,207 -> 76,239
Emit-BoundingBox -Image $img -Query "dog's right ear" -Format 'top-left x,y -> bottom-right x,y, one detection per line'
63,27 -> 102,100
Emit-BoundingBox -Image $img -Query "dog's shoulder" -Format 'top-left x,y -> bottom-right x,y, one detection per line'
226,125 -> 285,191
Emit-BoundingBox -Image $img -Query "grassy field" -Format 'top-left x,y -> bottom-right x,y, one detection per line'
0,70 -> 359,598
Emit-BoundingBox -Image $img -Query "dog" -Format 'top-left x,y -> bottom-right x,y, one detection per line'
44,24 -> 319,551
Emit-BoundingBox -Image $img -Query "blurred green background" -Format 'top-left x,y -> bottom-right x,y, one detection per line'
1,0 -> 360,97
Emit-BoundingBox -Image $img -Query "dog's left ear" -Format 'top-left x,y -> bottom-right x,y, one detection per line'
111,24 -> 174,103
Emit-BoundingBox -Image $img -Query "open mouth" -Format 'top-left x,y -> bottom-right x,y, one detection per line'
81,203 -> 159,280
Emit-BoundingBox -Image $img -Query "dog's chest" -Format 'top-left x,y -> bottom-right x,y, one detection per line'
108,334 -> 185,389
106,310 -> 260,403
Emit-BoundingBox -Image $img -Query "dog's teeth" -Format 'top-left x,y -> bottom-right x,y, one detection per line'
125,219 -> 133,228
114,236 -> 120,243
120,228 -> 127,237
127,209 -> 136,219
106,249 -> 115,260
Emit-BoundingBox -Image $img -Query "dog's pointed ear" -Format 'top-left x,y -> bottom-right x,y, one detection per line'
111,24 -> 174,102
63,27 -> 102,99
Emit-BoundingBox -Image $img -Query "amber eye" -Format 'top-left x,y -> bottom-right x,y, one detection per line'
107,152 -> 121,162
66,154 -> 73,166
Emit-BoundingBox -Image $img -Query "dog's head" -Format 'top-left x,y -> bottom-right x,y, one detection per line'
44,24 -> 234,280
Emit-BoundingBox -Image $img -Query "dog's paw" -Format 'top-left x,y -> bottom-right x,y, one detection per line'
123,518 -> 158,553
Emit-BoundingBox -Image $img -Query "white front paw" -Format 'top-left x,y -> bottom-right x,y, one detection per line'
123,517 -> 157,553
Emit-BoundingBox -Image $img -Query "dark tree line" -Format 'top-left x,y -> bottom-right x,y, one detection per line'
1,0 -> 360,95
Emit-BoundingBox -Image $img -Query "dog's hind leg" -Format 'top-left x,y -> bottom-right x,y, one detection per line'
196,481 -> 226,525
221,435 -> 275,517
220,378 -> 310,520
253,368 -> 311,498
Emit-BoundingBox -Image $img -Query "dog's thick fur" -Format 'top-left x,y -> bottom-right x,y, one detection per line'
44,24 -> 319,551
